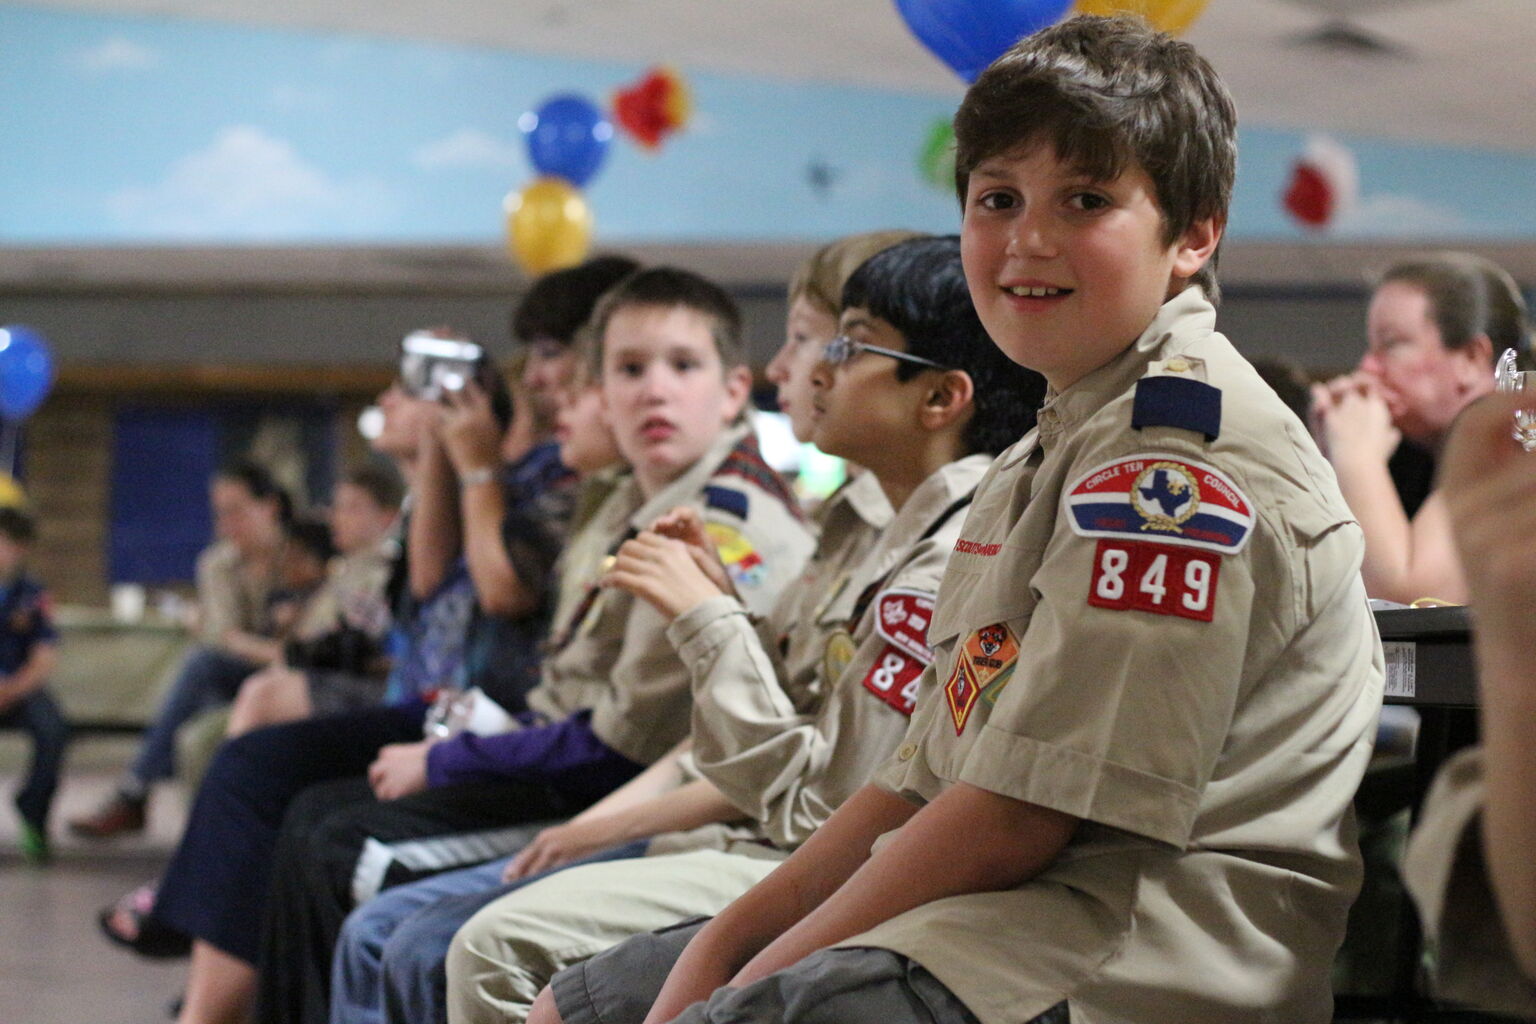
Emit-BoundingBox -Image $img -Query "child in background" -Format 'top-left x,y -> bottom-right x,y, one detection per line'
0,506 -> 64,864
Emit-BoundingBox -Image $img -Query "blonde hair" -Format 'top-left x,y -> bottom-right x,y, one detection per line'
788,230 -> 925,316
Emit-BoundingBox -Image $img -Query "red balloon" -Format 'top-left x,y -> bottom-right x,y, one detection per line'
614,68 -> 689,150
1283,162 -> 1333,228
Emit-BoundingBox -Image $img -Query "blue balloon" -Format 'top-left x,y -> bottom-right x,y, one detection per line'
521,94 -> 614,188
894,0 -> 1074,82
0,325 -> 55,420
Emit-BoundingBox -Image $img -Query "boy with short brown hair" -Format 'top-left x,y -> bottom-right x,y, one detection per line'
537,15 -> 1382,1024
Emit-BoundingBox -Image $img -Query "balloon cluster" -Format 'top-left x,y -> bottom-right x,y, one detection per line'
505,67 -> 693,276
900,0 -> 1212,189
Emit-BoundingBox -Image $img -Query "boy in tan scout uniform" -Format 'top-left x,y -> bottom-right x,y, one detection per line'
535,17 -> 1384,1024
442,235 -> 1048,1024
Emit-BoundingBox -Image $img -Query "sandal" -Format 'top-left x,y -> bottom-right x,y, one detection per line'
97,882 -> 191,959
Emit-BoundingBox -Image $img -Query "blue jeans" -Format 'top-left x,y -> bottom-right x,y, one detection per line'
129,646 -> 257,788
1,689 -> 69,828
330,840 -> 648,1024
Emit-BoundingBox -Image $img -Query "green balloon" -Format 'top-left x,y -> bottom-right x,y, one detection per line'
917,118 -> 956,191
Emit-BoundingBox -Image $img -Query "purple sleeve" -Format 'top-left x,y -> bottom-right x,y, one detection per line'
425,709 -> 643,801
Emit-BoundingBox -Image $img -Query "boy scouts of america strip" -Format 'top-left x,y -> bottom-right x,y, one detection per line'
1065,454 -> 1253,555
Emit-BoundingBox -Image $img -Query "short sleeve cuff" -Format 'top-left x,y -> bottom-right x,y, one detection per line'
870,742 -> 946,805
958,723 -> 1199,848
665,594 -> 747,654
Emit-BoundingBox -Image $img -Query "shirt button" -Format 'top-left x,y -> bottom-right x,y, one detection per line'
1165,357 -> 1190,373
898,743 -> 917,761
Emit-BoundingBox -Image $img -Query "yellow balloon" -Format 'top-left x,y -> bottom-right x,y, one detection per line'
0,473 -> 26,508
1073,0 -> 1209,35
504,177 -> 593,275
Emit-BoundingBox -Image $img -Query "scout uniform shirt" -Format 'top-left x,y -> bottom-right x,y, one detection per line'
195,538 -> 283,646
650,455 -> 991,857
1403,746 -> 1536,1019
525,423 -> 814,767
852,288 -> 1385,1024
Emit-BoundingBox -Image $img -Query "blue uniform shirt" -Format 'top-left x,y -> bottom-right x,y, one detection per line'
0,573 -> 58,675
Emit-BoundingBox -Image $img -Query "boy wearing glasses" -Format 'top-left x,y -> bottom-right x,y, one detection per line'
421,235 -> 1045,1024
524,16 -> 1382,1024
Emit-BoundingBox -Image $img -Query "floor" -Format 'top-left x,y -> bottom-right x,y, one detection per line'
0,733 -> 191,1024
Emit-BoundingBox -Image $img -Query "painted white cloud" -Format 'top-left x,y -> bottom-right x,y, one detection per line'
412,129 -> 524,172
1332,192 -> 1469,237
73,37 -> 159,73
107,125 -> 394,238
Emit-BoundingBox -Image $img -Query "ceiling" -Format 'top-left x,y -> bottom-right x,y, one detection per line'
21,0 -> 1536,152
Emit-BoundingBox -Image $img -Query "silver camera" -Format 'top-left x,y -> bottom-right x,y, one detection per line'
400,330 -> 485,401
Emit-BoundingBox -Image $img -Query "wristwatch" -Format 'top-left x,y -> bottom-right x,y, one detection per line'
459,466 -> 497,489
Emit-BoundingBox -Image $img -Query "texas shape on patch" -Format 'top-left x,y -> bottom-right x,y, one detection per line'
873,588 -> 935,665
1065,454 -> 1253,554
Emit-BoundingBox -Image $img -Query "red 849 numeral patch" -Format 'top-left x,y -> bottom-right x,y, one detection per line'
1087,539 -> 1219,622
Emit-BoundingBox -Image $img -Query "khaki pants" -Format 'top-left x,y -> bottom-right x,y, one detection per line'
446,849 -> 780,1024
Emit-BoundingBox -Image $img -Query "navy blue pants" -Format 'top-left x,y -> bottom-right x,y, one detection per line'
152,702 -> 425,963
1,689 -> 69,829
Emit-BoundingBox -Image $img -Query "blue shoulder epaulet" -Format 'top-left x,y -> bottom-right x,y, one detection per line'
1132,375 -> 1221,441
704,484 -> 749,520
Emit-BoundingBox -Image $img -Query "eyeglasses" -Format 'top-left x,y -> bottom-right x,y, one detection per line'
823,334 -> 952,372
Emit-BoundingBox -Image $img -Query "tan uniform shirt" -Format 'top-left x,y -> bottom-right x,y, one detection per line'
1403,747 -> 1536,1019
292,540 -> 395,641
651,456 -> 990,858
526,424 -> 814,766
855,289 -> 1384,1024
194,539 -> 280,646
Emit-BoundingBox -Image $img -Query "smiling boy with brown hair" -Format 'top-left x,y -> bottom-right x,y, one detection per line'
534,15 -> 1383,1024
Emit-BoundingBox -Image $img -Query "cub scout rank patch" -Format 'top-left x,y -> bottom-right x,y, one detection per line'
1088,539 -> 1219,622
861,588 -> 935,717
705,522 -> 765,589
862,645 -> 923,716
1066,454 -> 1253,554
945,622 -> 1019,734
944,658 -> 981,735
823,630 -> 857,682
963,622 -> 1019,705
873,589 -> 935,665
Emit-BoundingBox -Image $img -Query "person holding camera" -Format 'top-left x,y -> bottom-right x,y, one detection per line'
112,257 -> 638,1024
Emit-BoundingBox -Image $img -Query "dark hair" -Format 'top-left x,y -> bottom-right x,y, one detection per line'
843,235 -> 1047,455
341,463 -> 405,512
954,14 -> 1236,302
590,266 -> 745,370
284,516 -> 336,564
0,506 -> 37,545
216,459 -> 293,525
512,255 -> 642,347
1380,253 -> 1529,366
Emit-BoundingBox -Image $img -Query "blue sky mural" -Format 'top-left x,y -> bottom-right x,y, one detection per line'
3,3 -> 1534,246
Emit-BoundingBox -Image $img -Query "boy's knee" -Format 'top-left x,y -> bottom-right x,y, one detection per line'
527,986 -> 563,1024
